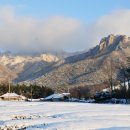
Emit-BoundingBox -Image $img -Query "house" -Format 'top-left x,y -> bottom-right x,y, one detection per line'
42,93 -> 70,101
0,92 -> 26,101
94,91 -> 111,101
113,81 -> 130,90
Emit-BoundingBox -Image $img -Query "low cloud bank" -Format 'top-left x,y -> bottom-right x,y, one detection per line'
0,6 -> 130,53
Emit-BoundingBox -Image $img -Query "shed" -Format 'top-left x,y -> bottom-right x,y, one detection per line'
0,92 -> 26,101
43,93 -> 70,101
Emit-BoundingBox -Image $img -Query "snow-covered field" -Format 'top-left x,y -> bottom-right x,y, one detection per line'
0,101 -> 130,130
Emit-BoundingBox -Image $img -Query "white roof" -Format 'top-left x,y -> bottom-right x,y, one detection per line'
20,95 -> 27,100
113,81 -> 130,90
45,93 -> 70,100
0,92 -> 20,97
102,88 -> 110,92
62,93 -> 70,96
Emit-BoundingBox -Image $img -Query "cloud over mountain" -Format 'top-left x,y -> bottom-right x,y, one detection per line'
0,6 -> 130,53
0,6 -> 82,53
87,9 -> 130,46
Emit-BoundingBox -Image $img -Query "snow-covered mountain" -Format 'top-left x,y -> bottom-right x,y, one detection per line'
0,34 -> 130,88
0,53 -> 63,83
32,34 -> 130,88
65,34 -> 130,63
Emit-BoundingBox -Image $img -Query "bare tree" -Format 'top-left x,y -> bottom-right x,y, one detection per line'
102,56 -> 117,93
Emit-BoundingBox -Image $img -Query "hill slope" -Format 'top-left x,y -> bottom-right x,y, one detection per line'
32,34 -> 130,88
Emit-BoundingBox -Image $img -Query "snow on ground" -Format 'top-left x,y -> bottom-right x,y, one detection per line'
0,101 -> 130,130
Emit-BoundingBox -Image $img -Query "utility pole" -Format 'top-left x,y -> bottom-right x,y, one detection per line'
67,87 -> 70,93
0,75 -> 11,101
110,57 -> 113,93
31,85 -> 33,101
9,76 -> 11,93
8,76 -> 11,101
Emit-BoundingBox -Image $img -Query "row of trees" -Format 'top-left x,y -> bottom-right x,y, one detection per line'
0,84 -> 54,99
0,82 -> 108,100
69,82 -> 109,100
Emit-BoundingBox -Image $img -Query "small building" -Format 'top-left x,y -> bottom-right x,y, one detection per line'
94,91 -> 111,101
0,92 -> 26,101
43,93 -> 70,101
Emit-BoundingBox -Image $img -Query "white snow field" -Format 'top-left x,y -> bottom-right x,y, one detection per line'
0,101 -> 130,130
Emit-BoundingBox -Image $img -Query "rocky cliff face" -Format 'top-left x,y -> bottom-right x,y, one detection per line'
99,34 -> 115,50
99,34 -> 130,53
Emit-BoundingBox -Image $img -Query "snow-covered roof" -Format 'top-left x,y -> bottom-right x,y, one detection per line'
20,95 -> 27,100
62,93 -> 70,96
113,81 -> 130,90
45,93 -> 70,100
102,88 -> 110,92
0,93 -> 20,97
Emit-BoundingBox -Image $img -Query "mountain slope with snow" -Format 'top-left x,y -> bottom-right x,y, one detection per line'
32,34 -> 130,88
0,53 -> 63,82
0,34 -> 130,88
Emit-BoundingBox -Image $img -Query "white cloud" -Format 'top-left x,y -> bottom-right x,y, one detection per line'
0,6 -> 130,53
86,9 -> 130,47
0,6 -> 82,53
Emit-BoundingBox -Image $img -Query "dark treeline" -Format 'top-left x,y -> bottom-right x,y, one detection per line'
115,57 -> 130,100
112,87 -> 130,99
69,82 -> 108,100
0,82 -> 108,100
116,58 -> 130,97
0,84 -> 54,99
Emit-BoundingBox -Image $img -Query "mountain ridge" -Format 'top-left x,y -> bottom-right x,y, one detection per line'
32,34 -> 130,88
0,34 -> 130,89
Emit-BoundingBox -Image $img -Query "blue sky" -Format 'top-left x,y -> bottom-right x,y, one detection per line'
0,0 -> 130,53
0,0 -> 130,22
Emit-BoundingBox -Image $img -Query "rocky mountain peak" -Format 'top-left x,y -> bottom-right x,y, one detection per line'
99,34 -> 130,51
40,54 -> 60,62
99,34 -> 115,51
121,35 -> 129,43
107,34 -> 115,45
